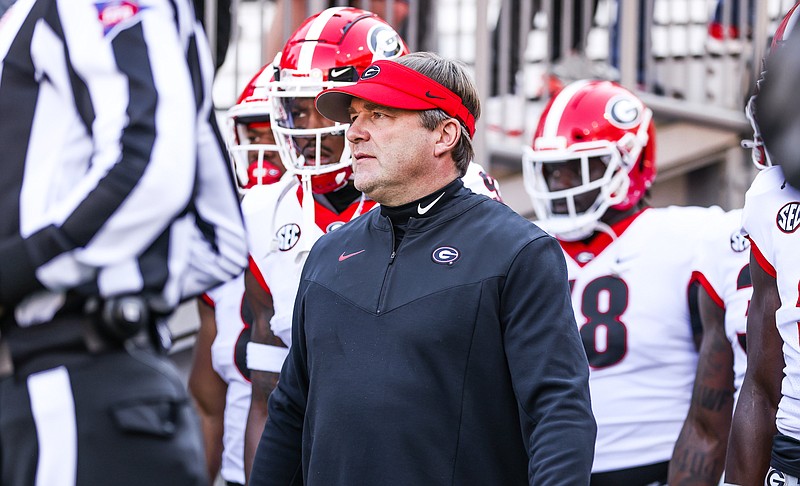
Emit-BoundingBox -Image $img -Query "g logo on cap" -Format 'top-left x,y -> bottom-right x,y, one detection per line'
361,65 -> 381,80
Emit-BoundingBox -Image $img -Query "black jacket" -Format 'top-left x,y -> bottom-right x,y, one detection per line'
253,182 -> 596,485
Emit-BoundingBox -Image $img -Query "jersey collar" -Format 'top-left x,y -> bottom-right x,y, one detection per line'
560,208 -> 650,266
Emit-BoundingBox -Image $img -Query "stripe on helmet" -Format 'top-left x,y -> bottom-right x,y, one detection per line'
541,79 -> 593,138
297,7 -> 347,72
776,3 -> 800,46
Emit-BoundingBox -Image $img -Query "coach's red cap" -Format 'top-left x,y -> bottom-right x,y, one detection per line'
315,60 -> 476,137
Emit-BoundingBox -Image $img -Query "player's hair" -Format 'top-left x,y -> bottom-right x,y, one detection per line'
396,52 -> 480,177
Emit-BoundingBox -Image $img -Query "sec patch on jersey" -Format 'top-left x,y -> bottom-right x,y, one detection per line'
776,201 -> 800,233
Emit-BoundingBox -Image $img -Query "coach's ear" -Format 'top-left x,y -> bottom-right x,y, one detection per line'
433,118 -> 461,158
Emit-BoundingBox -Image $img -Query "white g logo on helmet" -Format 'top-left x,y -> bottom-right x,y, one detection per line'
367,25 -> 403,60
606,96 -> 642,129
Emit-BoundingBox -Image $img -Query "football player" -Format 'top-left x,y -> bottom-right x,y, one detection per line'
668,5 -> 800,483
725,3 -> 800,484
188,64 -> 282,486
226,64 -> 285,191
668,207 -> 750,485
522,79 -> 722,485
241,6 -> 503,482
189,274 -> 253,486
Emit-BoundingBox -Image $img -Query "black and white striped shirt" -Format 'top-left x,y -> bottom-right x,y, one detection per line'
0,0 -> 247,325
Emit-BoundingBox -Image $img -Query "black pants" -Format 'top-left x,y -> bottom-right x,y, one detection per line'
0,346 -> 206,485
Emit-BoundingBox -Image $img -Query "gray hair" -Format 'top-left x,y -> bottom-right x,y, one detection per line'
396,52 -> 480,176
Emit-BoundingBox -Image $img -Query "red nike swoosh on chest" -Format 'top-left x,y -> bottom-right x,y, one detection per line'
339,250 -> 365,262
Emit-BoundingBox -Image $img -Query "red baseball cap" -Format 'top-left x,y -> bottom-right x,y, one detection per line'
315,59 -> 476,137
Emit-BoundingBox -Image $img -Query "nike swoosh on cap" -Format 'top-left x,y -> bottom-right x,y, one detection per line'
425,90 -> 445,100
418,192 -> 445,215
339,249 -> 366,262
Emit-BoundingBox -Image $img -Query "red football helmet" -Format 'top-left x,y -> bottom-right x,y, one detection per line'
270,6 -> 409,194
742,1 -> 800,170
522,80 -> 656,240
225,64 -> 283,193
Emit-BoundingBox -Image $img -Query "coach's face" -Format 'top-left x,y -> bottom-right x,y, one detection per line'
346,98 -> 439,206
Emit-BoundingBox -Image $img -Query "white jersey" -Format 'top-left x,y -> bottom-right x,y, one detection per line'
241,173 -> 378,347
241,162 -> 502,349
203,274 -> 252,484
742,165 -> 800,440
692,208 -> 751,405
462,161 -> 503,202
559,205 -> 722,473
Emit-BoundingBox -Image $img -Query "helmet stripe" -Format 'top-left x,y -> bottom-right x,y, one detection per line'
542,79 -> 592,138
775,3 -> 800,48
297,7 -> 347,71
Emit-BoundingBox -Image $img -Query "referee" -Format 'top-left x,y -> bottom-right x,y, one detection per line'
0,0 -> 247,485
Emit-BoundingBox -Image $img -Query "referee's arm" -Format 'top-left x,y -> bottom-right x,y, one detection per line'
170,14 -> 248,300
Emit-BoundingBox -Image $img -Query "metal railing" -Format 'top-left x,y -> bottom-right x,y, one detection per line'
207,0 -> 797,167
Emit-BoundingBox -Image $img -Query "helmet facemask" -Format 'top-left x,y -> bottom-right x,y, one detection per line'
226,101 -> 283,193
524,140 -> 631,241
270,71 -> 353,194
523,80 -> 654,242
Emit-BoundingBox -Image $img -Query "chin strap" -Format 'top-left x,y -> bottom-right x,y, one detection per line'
295,174 -> 369,264
592,220 -> 619,241
545,219 -> 617,244
297,173 -> 316,263
351,191 -> 367,220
